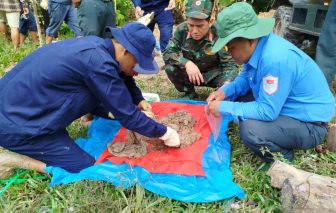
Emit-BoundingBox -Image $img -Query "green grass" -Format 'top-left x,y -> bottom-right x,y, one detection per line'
1,32 -> 336,213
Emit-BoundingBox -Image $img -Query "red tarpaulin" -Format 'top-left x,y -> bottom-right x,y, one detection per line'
95,102 -> 212,177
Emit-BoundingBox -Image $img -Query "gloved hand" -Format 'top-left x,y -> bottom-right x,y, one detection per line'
40,0 -> 48,10
138,100 -> 152,111
160,127 -> 180,147
142,111 -> 154,119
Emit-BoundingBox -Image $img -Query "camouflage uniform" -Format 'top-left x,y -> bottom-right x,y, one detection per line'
162,21 -> 239,92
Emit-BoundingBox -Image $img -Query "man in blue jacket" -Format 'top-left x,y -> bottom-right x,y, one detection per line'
0,23 -> 180,180
132,0 -> 175,51
206,3 -> 335,170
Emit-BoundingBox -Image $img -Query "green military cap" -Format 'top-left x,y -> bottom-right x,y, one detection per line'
211,2 -> 275,53
186,0 -> 213,19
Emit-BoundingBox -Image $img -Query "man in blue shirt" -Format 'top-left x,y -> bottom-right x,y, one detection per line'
132,0 -> 175,52
0,23 -> 180,180
206,2 -> 335,169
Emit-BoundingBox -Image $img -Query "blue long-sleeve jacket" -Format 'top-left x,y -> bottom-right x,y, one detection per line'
0,36 -> 167,138
132,0 -> 169,11
219,33 -> 335,123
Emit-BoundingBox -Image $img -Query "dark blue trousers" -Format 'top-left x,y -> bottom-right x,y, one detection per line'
19,2 -> 37,35
145,7 -> 174,51
237,91 -> 328,162
0,129 -> 95,173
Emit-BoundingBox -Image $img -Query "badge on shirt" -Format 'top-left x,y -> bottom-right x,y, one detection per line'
262,75 -> 278,95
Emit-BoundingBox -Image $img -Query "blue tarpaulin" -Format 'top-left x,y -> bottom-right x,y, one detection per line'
44,100 -> 245,202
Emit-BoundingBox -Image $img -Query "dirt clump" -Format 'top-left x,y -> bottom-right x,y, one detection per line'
107,109 -> 201,158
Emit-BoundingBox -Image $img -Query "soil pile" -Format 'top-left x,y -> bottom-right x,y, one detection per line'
107,109 -> 201,158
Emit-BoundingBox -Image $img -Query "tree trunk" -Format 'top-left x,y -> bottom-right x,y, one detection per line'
266,161 -> 336,213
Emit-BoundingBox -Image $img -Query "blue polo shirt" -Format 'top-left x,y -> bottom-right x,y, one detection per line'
0,36 -> 167,138
219,33 -> 335,123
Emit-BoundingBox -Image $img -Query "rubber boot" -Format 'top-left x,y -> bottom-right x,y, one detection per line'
180,89 -> 198,100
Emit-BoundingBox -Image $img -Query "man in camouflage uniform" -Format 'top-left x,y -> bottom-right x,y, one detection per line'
162,0 -> 238,99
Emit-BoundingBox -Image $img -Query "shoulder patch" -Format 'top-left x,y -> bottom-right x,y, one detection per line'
262,75 -> 278,95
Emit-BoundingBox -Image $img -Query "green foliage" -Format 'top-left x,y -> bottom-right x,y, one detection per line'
0,37 -> 38,77
116,0 -> 136,26
252,0 -> 273,13
58,24 -> 74,40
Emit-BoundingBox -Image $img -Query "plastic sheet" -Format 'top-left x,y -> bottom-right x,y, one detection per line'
43,100 -> 245,202
95,102 -> 212,177
205,105 -> 223,142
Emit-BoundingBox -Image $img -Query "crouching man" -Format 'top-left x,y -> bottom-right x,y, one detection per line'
0,23 -> 180,179
162,0 -> 239,99
206,2 -> 335,170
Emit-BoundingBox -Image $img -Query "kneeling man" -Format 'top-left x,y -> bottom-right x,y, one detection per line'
163,0 -> 238,99
207,2 -> 334,169
0,23 -> 180,179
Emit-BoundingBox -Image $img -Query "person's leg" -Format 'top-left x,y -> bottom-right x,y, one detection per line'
154,8 -> 174,51
19,3 -> 29,45
80,113 -> 94,126
100,1 -> 115,38
0,129 -> 95,176
27,7 -> 38,44
41,7 -> 50,36
239,116 -> 328,163
0,11 -> 8,38
77,0 -> 99,37
6,12 -> 20,48
46,2 -> 65,43
315,0 -> 336,87
64,4 -> 83,37
165,64 -> 195,92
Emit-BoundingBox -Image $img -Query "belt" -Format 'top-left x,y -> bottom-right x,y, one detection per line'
102,0 -> 111,2
313,121 -> 329,125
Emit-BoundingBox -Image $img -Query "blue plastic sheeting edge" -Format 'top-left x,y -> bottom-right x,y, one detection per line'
44,100 -> 245,202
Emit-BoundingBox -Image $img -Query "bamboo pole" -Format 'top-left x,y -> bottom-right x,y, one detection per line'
31,0 -> 43,47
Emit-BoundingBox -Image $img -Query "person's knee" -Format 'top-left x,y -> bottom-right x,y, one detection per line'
239,119 -> 258,146
67,154 -> 95,173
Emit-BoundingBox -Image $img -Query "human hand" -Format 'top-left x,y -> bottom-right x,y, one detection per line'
138,100 -> 152,111
72,0 -> 81,8
142,111 -> 154,119
160,127 -> 180,147
40,0 -> 48,10
206,89 -> 226,104
207,100 -> 221,117
23,7 -> 29,15
185,61 -> 204,86
164,0 -> 175,11
135,6 -> 143,19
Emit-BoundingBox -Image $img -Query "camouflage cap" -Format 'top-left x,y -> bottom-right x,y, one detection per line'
186,0 -> 213,19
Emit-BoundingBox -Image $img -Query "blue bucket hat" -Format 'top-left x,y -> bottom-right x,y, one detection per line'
105,23 -> 158,74
133,50 -> 159,74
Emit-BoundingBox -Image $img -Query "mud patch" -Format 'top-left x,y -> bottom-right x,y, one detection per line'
107,109 -> 201,158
